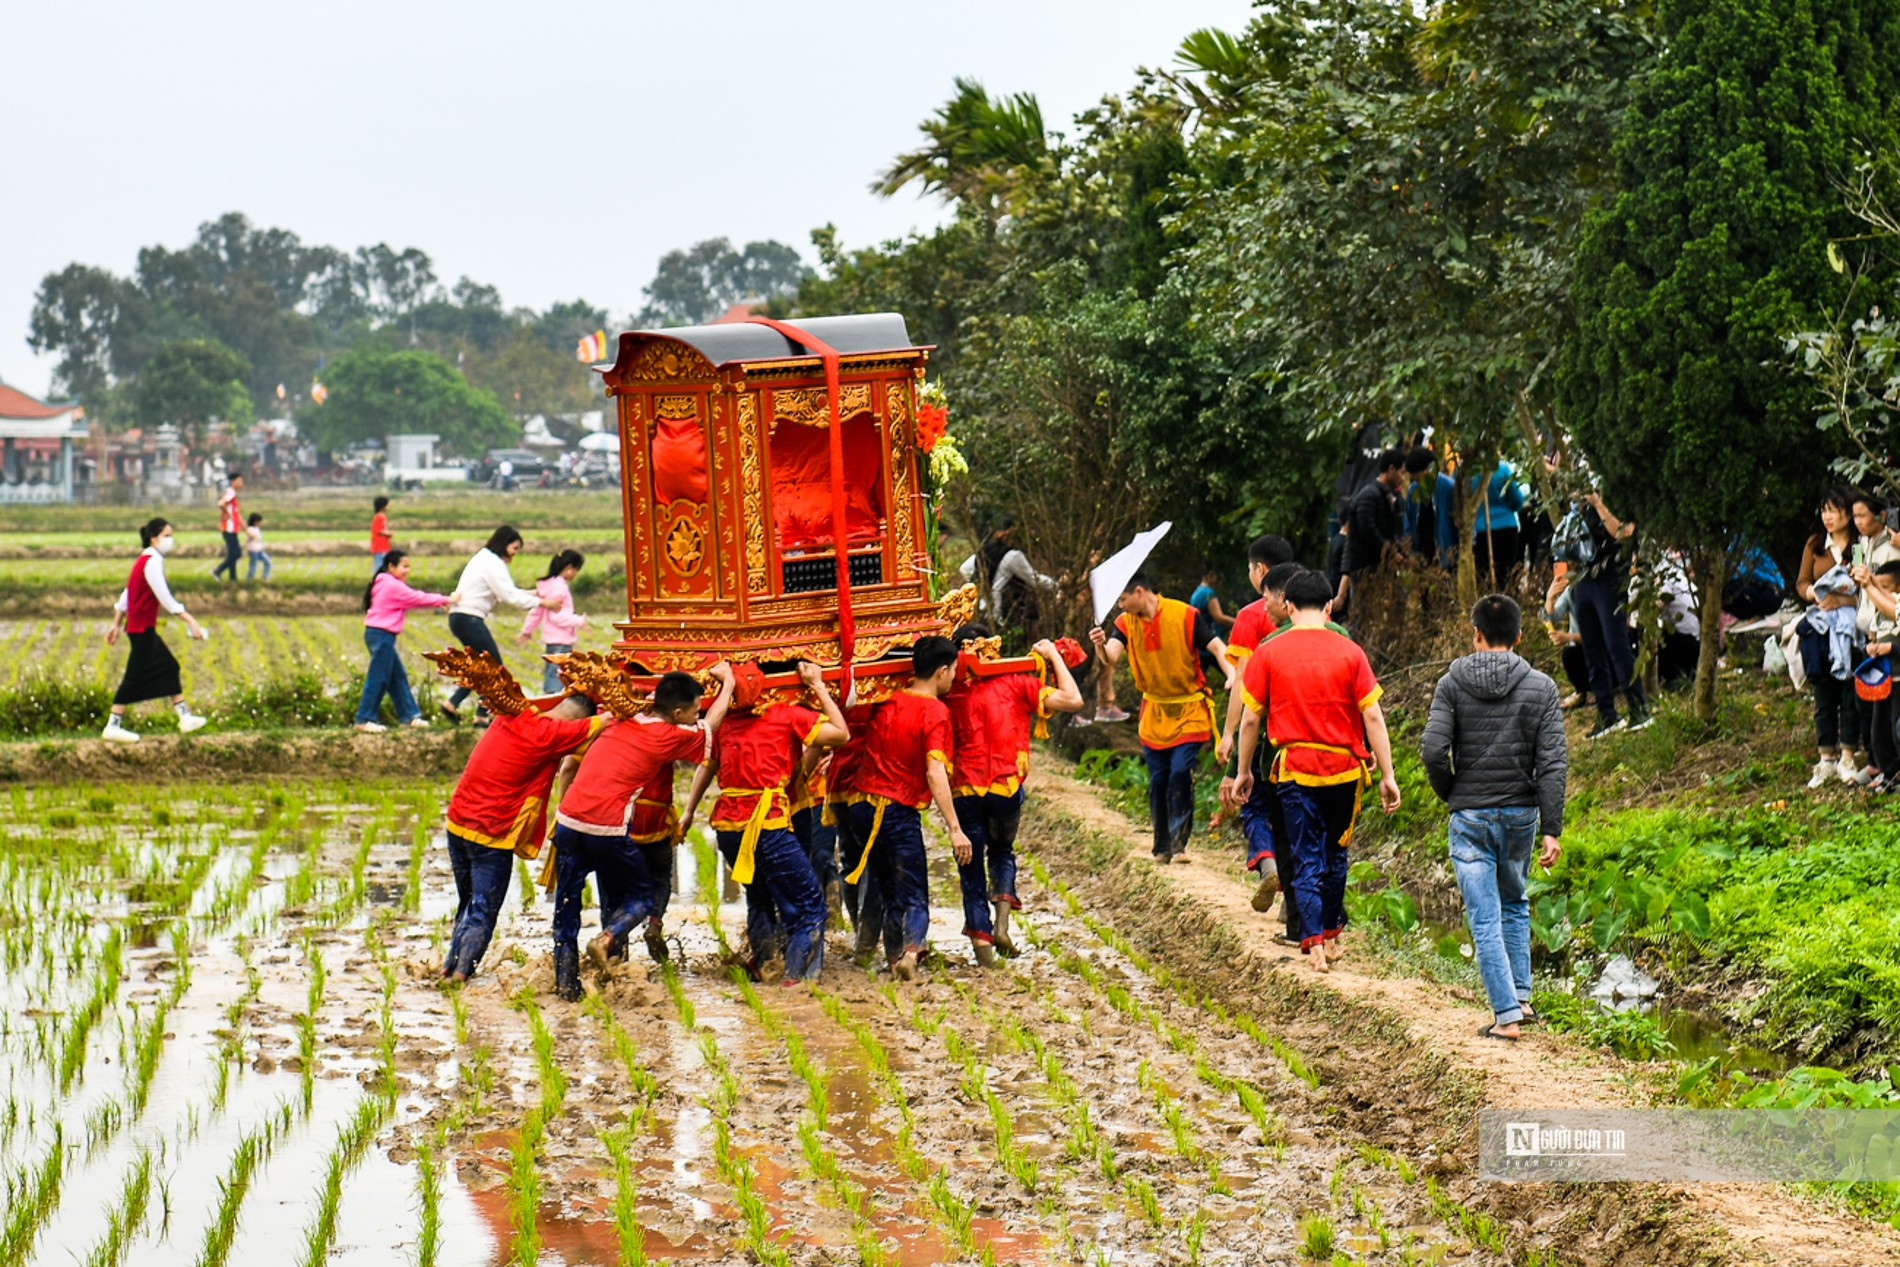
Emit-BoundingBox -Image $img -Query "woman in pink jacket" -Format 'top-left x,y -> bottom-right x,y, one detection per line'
518,549 -> 586,694
356,550 -> 458,733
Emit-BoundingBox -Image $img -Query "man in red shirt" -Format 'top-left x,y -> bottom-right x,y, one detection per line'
1234,570 -> 1401,972
370,495 -> 392,572
948,626 -> 1085,963
839,636 -> 972,981
212,471 -> 244,581
549,664 -> 735,999
683,662 -> 850,982
442,691 -> 605,982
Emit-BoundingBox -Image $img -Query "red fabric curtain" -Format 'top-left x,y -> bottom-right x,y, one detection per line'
651,417 -> 709,505
769,418 -> 883,549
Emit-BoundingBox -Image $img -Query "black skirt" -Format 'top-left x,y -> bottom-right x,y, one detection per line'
115,629 -> 182,705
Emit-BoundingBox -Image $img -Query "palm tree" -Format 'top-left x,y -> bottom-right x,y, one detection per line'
874,78 -> 1050,214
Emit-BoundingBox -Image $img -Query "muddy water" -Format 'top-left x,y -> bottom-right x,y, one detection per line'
1,782 -> 1510,1266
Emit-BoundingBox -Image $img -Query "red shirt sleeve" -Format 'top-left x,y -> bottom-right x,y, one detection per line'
524,712 -> 601,758
1240,644 -> 1271,713
1112,613 -> 1129,643
772,703 -> 824,744
1351,645 -> 1381,708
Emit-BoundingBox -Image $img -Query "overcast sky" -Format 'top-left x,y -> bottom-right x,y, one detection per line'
3,0 -> 1258,397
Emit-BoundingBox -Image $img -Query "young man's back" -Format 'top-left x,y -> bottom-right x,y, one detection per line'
1420,596 -> 1567,1039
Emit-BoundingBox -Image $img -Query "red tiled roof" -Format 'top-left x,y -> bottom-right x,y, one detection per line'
0,385 -> 76,420
710,301 -> 764,325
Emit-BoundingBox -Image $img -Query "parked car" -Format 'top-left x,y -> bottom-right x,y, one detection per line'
472,449 -> 557,485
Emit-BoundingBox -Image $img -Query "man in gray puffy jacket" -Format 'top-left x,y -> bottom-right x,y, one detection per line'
1421,594 -> 1567,1041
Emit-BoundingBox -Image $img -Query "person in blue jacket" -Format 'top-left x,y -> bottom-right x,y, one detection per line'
1471,460 -> 1528,583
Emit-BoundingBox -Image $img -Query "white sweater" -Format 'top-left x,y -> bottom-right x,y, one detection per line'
450,548 -> 539,619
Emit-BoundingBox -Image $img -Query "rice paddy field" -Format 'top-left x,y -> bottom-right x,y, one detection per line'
0,774 -> 1515,1267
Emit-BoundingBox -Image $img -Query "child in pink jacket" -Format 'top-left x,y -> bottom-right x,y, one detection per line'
519,549 -> 586,694
357,550 -> 458,732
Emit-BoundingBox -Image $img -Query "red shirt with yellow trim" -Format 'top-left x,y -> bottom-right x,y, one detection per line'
447,710 -> 603,852
709,704 -> 823,830
557,715 -> 711,836
1225,597 -> 1272,666
825,704 -> 877,802
1239,624 -> 1379,785
627,764 -> 677,844
850,689 -> 953,809
947,673 -> 1052,797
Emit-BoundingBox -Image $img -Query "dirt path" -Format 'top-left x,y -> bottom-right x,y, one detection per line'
1027,763 -> 1899,1266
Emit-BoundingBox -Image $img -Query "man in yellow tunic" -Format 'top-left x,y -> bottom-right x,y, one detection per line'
1091,571 -> 1234,863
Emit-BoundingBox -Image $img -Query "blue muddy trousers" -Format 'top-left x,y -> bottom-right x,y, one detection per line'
836,803 -> 885,944
952,789 -> 1022,941
716,826 -> 826,980
1275,781 -> 1359,948
443,832 -> 515,977
1143,741 -> 1202,857
551,824 -> 654,955
845,801 -> 930,960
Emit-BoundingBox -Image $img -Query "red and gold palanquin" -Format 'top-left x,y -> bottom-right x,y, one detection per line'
601,313 -> 941,676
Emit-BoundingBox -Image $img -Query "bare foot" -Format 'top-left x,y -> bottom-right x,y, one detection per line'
1309,941 -> 1330,973
1324,937 -> 1346,961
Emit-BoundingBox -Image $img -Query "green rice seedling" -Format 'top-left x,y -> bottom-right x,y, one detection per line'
1185,1208 -> 1210,1265
1127,1174 -> 1163,1228
516,859 -> 535,911
659,962 -> 696,1031
296,1094 -> 393,1267
404,814 -> 430,914
82,1148 -> 153,1267
0,1123 -> 65,1265
927,1173 -> 977,1256
1297,1213 -> 1335,1260
513,988 -> 567,1119
128,1000 -> 174,1118
58,928 -> 123,1091
602,1126 -> 648,1267
505,1111 -> 545,1266
194,1123 -> 275,1267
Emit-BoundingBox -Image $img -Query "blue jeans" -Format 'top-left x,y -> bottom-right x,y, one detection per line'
847,801 -> 929,960
717,826 -> 826,980
247,550 -> 272,580
539,644 -> 572,695
371,551 -> 387,575
551,824 -> 653,953
1277,781 -> 1359,946
597,839 -> 673,949
214,530 -> 241,580
1449,807 -> 1538,1026
357,627 -> 420,724
953,790 -> 1022,940
443,832 -> 515,977
1572,577 -> 1647,726
1239,762 -> 1301,936
1143,742 -> 1202,857
448,613 -> 501,710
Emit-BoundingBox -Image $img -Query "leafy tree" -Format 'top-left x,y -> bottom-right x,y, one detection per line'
26,264 -> 141,399
635,238 -> 812,326
873,77 -> 1052,215
1560,0 -> 1900,721
464,329 -> 598,419
309,347 -> 516,456
135,339 -> 253,452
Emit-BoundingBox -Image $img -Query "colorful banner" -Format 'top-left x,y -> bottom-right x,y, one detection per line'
575,330 -> 608,363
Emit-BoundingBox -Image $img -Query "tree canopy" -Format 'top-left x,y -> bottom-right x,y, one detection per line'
306,347 -> 516,456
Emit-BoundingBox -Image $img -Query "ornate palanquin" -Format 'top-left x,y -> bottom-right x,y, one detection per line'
599,313 -> 982,703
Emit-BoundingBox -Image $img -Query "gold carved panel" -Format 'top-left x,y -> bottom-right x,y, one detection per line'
886,382 -> 916,580
771,383 -> 872,429
711,394 -> 739,601
736,394 -> 769,594
655,394 -> 698,421
621,395 -> 654,600
619,341 -> 715,383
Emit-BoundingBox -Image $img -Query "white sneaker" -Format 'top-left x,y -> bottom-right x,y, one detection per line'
1808,759 -> 1838,790
1838,759 -> 1862,786
355,721 -> 388,734
101,720 -> 139,743
407,718 -> 430,729
177,712 -> 206,734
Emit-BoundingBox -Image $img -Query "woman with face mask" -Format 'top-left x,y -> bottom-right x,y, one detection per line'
103,517 -> 209,742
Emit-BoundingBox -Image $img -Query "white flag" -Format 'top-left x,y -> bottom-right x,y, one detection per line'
1091,522 -> 1172,626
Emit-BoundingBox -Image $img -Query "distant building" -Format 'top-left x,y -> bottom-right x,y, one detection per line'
0,385 -> 88,502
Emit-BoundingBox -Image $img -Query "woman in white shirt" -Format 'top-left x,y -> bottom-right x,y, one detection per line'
443,525 -> 560,723
103,517 -> 209,741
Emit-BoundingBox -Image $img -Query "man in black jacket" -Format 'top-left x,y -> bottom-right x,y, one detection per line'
1335,448 -> 1410,614
1421,594 -> 1567,1041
